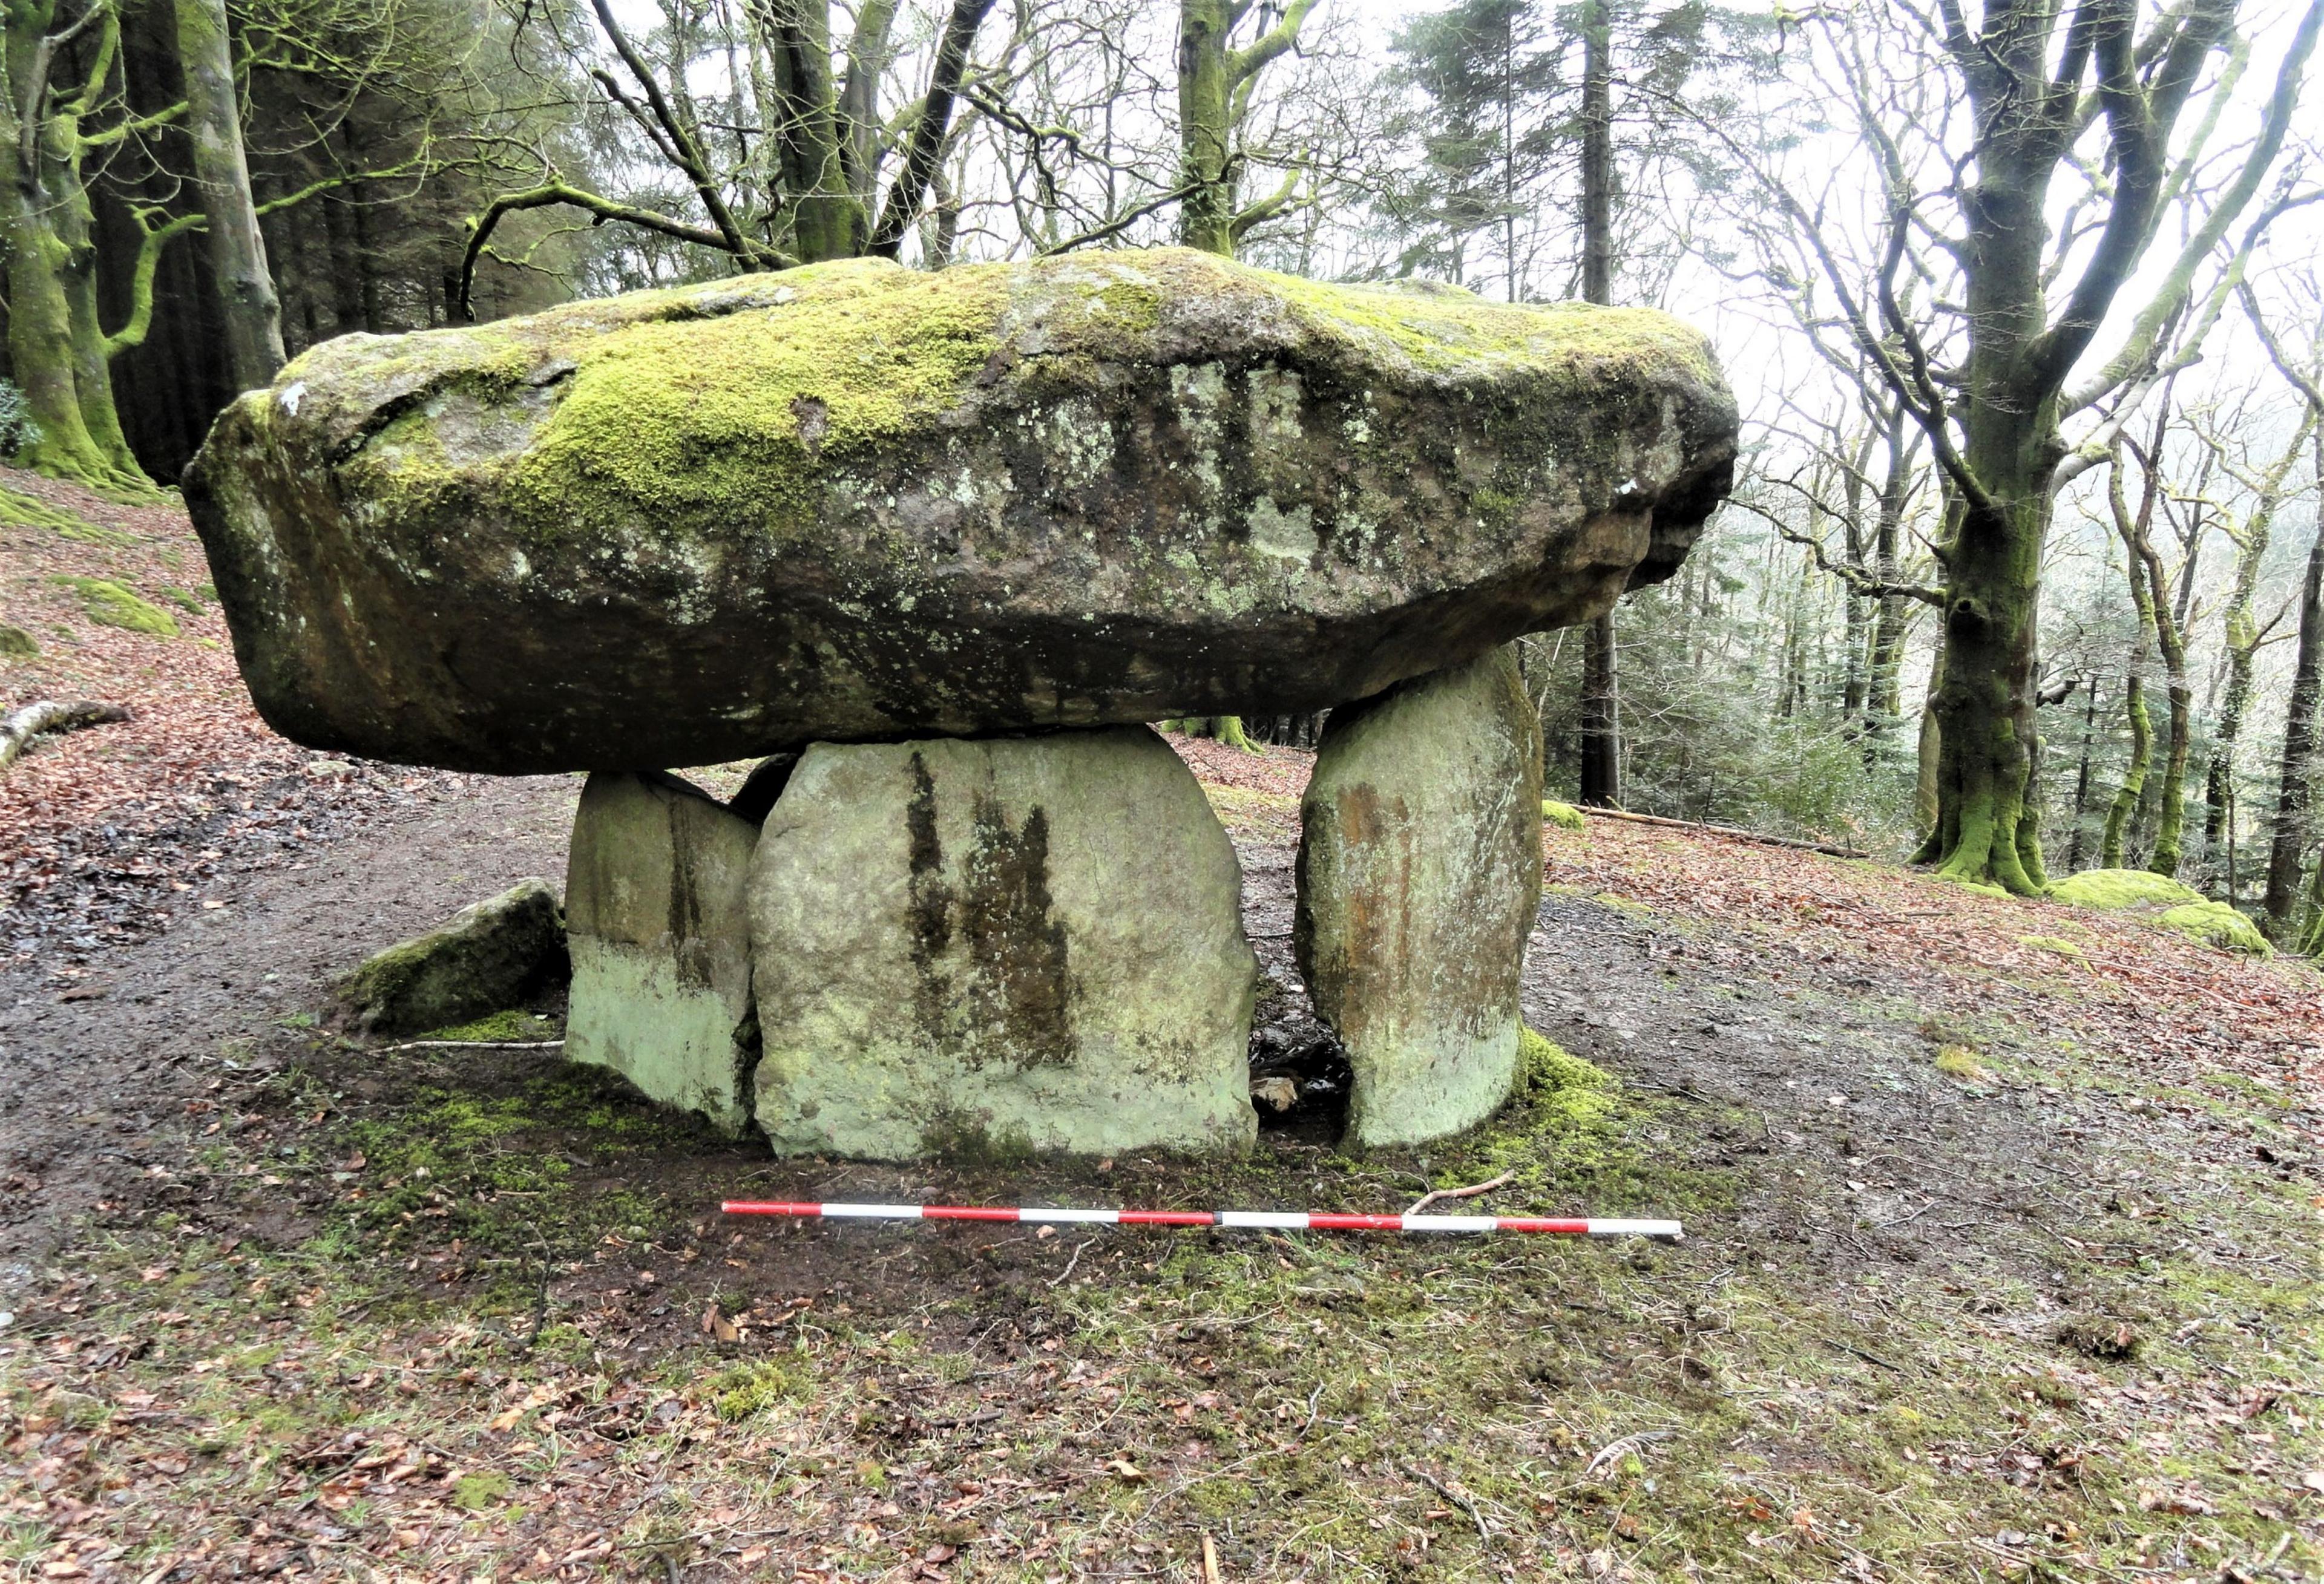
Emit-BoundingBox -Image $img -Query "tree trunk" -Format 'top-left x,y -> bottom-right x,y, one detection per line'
1176,0 -> 1234,255
767,0 -> 864,261
1866,413 -> 1914,738
2263,508 -> 2324,933
2066,673 -> 2101,872
1578,0 -> 1611,306
1578,610 -> 1620,807
177,0 -> 283,390
2101,456 -> 2159,869
1572,0 -> 1619,806
2117,429 -> 2191,877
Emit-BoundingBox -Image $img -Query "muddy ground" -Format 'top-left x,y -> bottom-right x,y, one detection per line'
3,744 -> 2320,1582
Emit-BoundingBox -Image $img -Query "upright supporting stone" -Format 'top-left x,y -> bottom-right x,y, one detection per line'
565,771 -> 760,1135
749,727 -> 1258,1160
1295,647 -> 1544,1148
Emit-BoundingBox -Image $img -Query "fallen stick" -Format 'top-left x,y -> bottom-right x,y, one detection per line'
0,699 -> 130,776
1569,804 -> 1867,859
724,1200 -> 1681,1240
379,1038 -> 566,1053
1405,1170 -> 1514,1216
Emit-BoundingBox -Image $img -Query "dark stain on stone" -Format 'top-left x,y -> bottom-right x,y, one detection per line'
905,753 -> 951,963
899,754 -> 1077,1070
958,797 -> 1074,1068
666,796 -> 714,987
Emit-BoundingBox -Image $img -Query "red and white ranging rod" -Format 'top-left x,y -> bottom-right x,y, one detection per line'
722,1200 -> 1682,1241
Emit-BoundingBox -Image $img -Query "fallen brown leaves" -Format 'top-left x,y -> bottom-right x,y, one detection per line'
1,470 -> 449,966
1541,817 -> 2323,1134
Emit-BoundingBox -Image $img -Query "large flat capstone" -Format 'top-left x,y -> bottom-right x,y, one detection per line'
747,727 -> 1258,1160
1295,647 -> 1544,1148
185,248 -> 1736,773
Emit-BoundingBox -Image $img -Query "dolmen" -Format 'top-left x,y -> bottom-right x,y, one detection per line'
187,246 -> 1736,1158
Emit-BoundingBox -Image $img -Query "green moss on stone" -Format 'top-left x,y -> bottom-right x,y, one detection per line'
2050,868 -> 2204,910
506,259 -> 1008,540
51,576 -> 177,637
346,248 -> 1717,555
1542,799 -> 1587,832
0,623 -> 36,659
2156,901 -> 2271,958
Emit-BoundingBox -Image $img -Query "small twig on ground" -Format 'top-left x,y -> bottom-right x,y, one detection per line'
1582,1429 -> 1673,1478
0,699 -> 129,776
1403,1463 -> 1491,1544
378,1038 -> 566,1053
1048,1235 -> 1096,1288
1406,1171 -> 1514,1216
1201,1532 -> 1223,1584
1822,1337 -> 1906,1374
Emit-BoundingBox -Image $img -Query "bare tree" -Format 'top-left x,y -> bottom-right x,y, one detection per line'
1712,0 -> 2323,892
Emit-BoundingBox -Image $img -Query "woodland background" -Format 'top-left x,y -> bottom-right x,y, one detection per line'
7,0 -> 2324,939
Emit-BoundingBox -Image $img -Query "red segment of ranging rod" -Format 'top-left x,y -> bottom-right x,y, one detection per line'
720,1201 -> 1681,1240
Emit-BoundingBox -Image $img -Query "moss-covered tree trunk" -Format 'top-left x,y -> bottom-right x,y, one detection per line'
2141,549 -> 2193,877
2204,408 -> 2313,848
2066,673 -> 2102,871
0,0 -> 151,492
176,0 -> 284,391
1865,413 -> 1915,738
2114,426 -> 2191,876
1888,0 -> 2255,894
2100,453 -> 2158,869
767,0 -> 865,261
1917,454 -> 2052,893
2263,505 -> 2324,934
1176,0 -> 1235,257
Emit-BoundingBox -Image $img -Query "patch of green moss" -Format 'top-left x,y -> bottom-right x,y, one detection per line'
414,1007 -> 562,1042
2050,868 -> 2204,910
50,576 -> 177,637
1542,799 -> 1587,832
450,1470 -> 511,1510
1265,266 -> 1721,387
1,484 -> 112,538
2156,901 -> 2271,957
156,585 -> 208,613
2017,934 -> 2083,957
1517,1024 -> 1613,1127
0,623 -> 36,659
504,258 -> 1009,542
1934,1045 -> 1988,1081
709,1358 -> 809,1422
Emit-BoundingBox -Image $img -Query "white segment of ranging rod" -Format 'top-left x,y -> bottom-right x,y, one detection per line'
721,1201 -> 1682,1240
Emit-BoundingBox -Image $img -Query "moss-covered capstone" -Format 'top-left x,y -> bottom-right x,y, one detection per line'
747,726 -> 1258,1160
1295,646 -> 1545,1149
565,771 -> 763,1135
184,248 -> 1736,774
337,878 -> 568,1035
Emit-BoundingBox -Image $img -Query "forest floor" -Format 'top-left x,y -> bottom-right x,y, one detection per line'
2,474 -> 2322,1583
